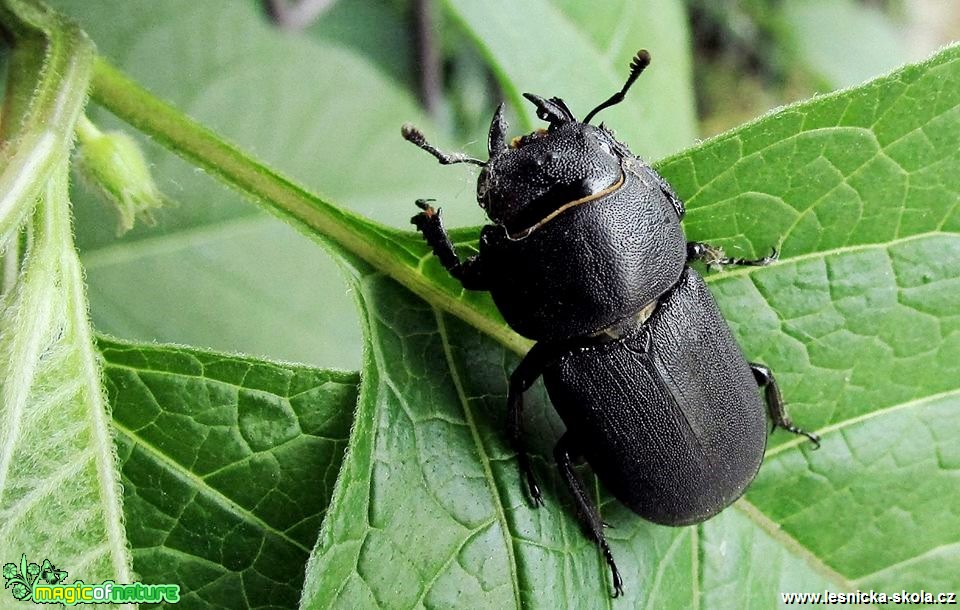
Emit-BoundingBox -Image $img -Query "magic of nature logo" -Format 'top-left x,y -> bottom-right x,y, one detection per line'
3,554 -> 180,605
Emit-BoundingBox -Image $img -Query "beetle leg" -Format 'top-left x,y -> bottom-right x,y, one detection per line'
687,242 -> 779,268
750,363 -> 821,448
554,433 -> 624,598
508,342 -> 563,507
411,199 -> 488,290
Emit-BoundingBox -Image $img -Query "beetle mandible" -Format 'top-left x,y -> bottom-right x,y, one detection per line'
401,49 -> 819,599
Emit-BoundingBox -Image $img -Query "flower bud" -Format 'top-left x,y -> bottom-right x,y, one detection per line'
75,117 -> 165,235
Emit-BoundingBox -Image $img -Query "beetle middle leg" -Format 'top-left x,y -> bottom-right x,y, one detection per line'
750,363 -> 821,448
687,241 -> 778,267
554,433 -> 624,598
508,341 -> 567,507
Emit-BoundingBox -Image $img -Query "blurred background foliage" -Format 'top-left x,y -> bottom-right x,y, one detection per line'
45,0 -> 960,371
687,0 -> 958,134
277,0 -> 960,137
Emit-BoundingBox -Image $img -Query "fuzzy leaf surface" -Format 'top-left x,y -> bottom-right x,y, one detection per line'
0,168 -> 133,597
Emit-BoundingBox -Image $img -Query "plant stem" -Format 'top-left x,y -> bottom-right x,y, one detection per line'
88,57 -> 531,356
75,114 -> 102,144
0,0 -> 94,244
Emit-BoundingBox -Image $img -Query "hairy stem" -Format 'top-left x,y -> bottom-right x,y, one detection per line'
89,57 -> 530,356
0,0 -> 94,243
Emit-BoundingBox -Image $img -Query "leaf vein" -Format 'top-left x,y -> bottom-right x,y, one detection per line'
435,311 -> 523,609
112,421 -> 310,554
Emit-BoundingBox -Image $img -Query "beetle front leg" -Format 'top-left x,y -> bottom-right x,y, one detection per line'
687,241 -> 778,268
411,199 -> 488,290
750,363 -> 821,448
554,433 -> 624,598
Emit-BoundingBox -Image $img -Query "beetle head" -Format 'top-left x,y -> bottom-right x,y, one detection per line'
403,49 -> 652,238
477,100 -> 624,236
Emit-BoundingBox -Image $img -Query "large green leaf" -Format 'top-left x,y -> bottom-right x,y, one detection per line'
0,0 -> 132,595
100,336 -> 358,609
302,46 -> 960,607
0,167 -> 134,594
302,268 -> 710,608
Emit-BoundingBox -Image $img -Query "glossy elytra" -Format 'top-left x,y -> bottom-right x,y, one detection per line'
402,49 -> 819,599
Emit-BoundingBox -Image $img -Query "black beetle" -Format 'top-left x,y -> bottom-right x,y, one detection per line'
402,49 -> 819,598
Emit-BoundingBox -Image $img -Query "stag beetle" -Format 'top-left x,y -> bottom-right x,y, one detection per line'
402,49 -> 819,598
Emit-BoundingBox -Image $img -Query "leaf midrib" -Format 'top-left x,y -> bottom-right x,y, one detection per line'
733,500 -> 859,595
850,540 -> 960,585
434,310 -> 523,609
63,216 -> 133,583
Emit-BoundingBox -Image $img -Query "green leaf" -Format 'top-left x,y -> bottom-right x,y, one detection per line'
303,47 -> 960,607
0,0 -> 131,592
302,268 -> 702,608
0,165 -> 133,590
99,336 -> 358,609
658,43 -> 960,438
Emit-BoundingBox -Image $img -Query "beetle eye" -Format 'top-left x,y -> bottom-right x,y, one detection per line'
597,140 -> 614,158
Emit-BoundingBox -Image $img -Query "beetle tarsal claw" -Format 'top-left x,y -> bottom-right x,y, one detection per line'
528,478 -> 544,507
610,567 -> 624,598
418,204 -> 438,218
414,197 -> 436,211
803,430 -> 822,449
777,421 -> 821,449
411,199 -> 441,229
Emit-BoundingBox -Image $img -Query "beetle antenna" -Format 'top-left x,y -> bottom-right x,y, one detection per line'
402,123 -> 486,166
583,49 -> 651,125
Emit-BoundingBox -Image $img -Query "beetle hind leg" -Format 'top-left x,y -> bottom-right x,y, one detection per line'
751,363 -> 821,448
554,433 -> 624,598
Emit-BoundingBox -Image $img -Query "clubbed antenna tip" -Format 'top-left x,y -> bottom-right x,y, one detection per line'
631,49 -> 651,74
401,123 -> 485,166
584,49 -> 652,125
